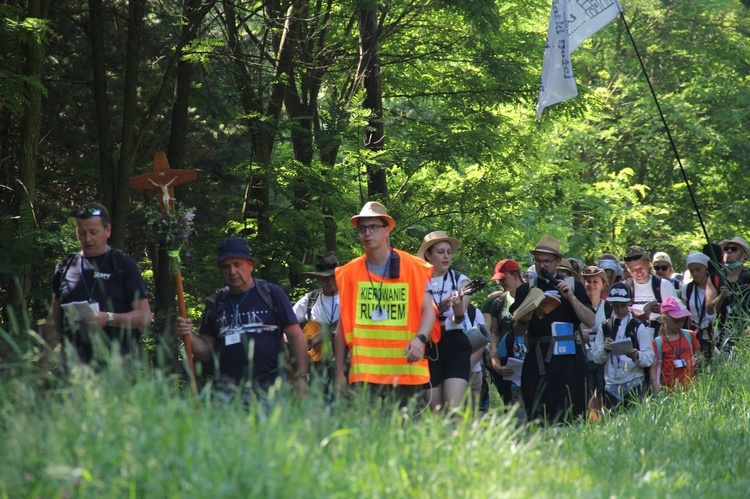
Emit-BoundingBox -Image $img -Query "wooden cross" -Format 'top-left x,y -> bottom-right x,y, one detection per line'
130,151 -> 198,397
130,151 -> 196,213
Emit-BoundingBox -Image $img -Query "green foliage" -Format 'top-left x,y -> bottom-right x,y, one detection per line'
2,320 -> 750,496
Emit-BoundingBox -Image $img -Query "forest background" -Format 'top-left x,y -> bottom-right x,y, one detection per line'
2,0 -> 749,366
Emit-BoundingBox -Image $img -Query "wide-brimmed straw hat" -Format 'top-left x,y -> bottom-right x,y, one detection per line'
302,252 -> 339,277
720,236 -> 750,258
350,201 -> 395,230
530,236 -> 563,257
417,231 -> 460,260
556,258 -> 581,279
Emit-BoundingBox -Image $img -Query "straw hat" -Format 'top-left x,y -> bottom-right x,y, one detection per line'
350,201 -> 395,230
581,265 -> 606,282
556,258 -> 581,279
530,236 -> 563,257
417,231 -> 460,260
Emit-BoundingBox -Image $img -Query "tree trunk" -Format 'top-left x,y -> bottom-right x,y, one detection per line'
358,4 -> 387,199
88,0 -> 116,209
10,0 -> 51,328
110,0 -> 146,249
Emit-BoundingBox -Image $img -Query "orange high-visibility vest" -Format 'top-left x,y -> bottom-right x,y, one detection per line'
336,249 -> 433,385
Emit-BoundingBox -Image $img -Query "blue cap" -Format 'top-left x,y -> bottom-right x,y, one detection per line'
215,238 -> 255,264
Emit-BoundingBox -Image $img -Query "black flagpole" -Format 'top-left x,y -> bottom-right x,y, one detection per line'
616,5 -> 714,252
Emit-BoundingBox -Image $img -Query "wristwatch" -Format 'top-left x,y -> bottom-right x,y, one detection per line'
417,333 -> 429,344
107,312 -> 115,327
296,373 -> 311,383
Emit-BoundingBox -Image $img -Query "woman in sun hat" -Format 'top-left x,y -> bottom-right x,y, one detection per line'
418,231 -> 479,412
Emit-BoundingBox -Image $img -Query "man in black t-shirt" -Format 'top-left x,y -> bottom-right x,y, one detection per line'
175,238 -> 309,395
42,203 -> 152,367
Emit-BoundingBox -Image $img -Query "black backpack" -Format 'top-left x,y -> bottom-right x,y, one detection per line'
601,315 -> 643,350
59,248 -> 127,285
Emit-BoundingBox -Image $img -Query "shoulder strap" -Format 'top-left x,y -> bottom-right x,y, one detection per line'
467,303 -> 477,325
651,275 -> 662,302
624,317 -> 641,349
603,301 -> 613,319
305,288 -> 322,322
110,248 -> 126,283
602,315 -> 615,340
491,291 -> 508,316
254,279 -> 277,314
59,253 -> 77,279
684,281 -> 695,303
655,335 -> 663,361
505,331 -> 515,357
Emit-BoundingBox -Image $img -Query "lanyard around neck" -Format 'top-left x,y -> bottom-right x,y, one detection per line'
80,250 -> 111,302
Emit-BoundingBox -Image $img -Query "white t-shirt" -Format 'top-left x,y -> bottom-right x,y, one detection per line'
293,290 -> 340,325
632,276 -> 678,322
680,282 -> 715,329
429,269 -> 470,319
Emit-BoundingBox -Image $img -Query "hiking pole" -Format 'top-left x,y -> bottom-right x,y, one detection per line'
175,264 -> 199,398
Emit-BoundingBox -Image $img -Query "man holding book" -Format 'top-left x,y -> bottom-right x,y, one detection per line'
509,236 -> 594,424
42,203 -> 152,369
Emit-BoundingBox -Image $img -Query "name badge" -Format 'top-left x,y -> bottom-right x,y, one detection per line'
673,359 -> 686,369
371,307 -> 388,322
225,327 -> 241,346
90,302 -> 100,313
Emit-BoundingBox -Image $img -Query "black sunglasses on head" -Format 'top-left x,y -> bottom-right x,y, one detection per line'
624,253 -> 646,262
74,206 -> 102,217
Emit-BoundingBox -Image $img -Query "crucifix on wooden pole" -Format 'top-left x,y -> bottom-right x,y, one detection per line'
130,151 -> 198,397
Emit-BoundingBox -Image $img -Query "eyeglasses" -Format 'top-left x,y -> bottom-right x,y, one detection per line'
653,265 -> 669,271
534,258 -> 556,266
724,245 -> 740,253
75,206 -> 102,217
356,224 -> 387,234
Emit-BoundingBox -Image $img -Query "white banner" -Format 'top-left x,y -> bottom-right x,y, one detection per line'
536,0 -> 621,120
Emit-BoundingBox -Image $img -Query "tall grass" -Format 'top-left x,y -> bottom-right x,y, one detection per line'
1,327 -> 749,497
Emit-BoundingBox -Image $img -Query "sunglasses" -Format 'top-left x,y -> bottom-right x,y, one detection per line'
653,265 -> 669,271
624,253 -> 646,262
74,206 -> 102,217
723,245 -> 740,253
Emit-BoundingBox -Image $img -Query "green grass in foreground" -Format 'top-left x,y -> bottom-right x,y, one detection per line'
1,339 -> 749,498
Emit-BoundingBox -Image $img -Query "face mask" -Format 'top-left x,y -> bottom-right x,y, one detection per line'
725,260 -> 744,269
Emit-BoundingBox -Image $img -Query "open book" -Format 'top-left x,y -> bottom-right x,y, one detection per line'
512,287 -> 561,320
61,300 -> 98,323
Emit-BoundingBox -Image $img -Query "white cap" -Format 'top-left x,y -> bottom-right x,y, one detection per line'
686,252 -> 710,267
652,251 -> 672,265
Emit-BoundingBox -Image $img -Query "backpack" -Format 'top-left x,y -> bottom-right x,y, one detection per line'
59,248 -> 127,285
601,315 -> 643,350
205,278 -> 280,333
625,275 -> 663,303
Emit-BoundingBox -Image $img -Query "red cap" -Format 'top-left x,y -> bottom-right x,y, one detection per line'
491,259 -> 521,281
